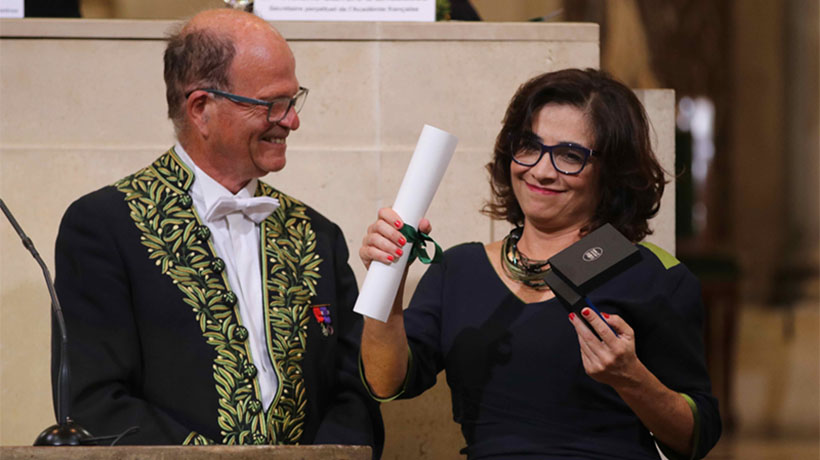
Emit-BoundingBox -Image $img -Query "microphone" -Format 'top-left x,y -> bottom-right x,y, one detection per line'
0,198 -> 94,445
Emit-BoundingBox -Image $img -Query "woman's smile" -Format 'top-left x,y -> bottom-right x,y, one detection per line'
525,182 -> 563,195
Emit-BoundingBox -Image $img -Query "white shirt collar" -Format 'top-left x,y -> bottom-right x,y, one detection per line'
173,142 -> 259,208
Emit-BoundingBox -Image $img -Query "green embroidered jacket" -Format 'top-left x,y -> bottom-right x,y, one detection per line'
52,149 -> 382,453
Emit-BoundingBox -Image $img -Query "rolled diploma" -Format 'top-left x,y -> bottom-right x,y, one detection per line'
353,124 -> 458,322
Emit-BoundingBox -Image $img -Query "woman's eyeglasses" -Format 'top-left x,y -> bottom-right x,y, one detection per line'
510,133 -> 595,175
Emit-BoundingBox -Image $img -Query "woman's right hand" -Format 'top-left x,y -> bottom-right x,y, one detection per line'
359,207 -> 432,270
360,208 -> 431,398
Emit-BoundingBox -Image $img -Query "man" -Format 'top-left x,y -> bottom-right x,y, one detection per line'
52,9 -> 383,453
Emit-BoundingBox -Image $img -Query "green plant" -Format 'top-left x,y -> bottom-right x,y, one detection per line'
436,0 -> 451,21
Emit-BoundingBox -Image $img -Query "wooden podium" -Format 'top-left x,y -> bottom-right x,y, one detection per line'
0,445 -> 371,459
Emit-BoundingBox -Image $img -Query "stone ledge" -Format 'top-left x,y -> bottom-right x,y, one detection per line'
0,445 -> 371,460
0,18 -> 597,42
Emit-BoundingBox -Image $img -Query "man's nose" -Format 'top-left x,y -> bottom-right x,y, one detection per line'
277,106 -> 300,130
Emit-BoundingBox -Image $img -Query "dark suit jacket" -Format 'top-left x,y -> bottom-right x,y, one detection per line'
53,149 -> 382,454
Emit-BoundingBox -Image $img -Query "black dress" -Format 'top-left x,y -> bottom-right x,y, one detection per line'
396,242 -> 720,459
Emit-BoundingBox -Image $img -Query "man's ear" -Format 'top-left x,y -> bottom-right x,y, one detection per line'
187,91 -> 211,137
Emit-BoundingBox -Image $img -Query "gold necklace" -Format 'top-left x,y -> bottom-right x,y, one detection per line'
501,227 -> 551,290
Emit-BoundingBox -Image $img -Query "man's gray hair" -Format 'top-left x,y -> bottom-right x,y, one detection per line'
163,27 -> 236,135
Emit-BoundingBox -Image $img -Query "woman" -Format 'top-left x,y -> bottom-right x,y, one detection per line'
359,68 -> 721,459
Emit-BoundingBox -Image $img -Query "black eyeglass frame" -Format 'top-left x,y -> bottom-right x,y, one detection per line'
510,134 -> 596,176
185,87 -> 309,123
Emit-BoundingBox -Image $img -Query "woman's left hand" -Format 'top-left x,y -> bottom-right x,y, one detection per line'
569,307 -> 698,455
568,308 -> 644,389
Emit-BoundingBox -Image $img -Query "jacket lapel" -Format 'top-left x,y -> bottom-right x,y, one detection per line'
256,181 -> 322,444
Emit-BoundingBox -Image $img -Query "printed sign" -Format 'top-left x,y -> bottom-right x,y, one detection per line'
254,0 -> 435,22
0,0 -> 23,18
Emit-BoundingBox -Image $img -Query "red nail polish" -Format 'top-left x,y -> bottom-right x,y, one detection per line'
398,237 -> 406,246
387,255 -> 394,262
568,312 -> 575,320
603,313 -> 610,319
396,248 -> 403,256
394,220 -> 402,228
582,308 -> 590,317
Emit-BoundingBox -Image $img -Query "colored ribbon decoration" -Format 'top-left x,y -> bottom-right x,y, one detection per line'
399,224 -> 443,265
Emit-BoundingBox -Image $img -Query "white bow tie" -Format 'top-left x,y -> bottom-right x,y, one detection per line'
204,195 -> 280,224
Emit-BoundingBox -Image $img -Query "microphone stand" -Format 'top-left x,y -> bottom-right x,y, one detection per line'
0,198 -> 94,445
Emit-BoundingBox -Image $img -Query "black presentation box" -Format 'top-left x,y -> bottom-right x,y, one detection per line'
547,223 -> 641,295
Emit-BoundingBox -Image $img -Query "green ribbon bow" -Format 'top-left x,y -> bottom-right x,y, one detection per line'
399,224 -> 443,265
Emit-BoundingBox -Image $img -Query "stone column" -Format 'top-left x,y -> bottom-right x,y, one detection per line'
775,0 -> 819,303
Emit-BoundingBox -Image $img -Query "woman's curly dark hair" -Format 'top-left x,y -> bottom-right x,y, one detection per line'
482,68 -> 666,242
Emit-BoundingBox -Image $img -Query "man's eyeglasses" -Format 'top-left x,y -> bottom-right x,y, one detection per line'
510,133 -> 595,175
186,87 -> 309,124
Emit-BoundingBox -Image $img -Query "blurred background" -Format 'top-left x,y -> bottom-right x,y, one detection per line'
14,0 -> 820,457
